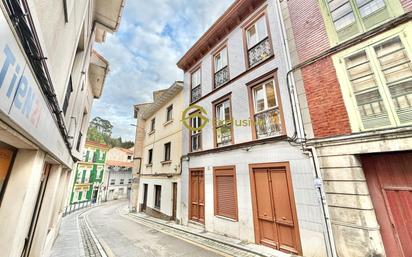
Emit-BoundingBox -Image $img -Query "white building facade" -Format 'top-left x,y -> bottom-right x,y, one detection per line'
104,147 -> 133,201
0,1 -> 124,257
177,1 -> 334,256
132,82 -> 183,221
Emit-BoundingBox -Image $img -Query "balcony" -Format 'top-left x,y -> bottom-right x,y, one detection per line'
254,108 -> 282,139
191,85 -> 202,102
248,37 -> 272,67
216,123 -> 232,147
191,133 -> 201,151
214,66 -> 229,88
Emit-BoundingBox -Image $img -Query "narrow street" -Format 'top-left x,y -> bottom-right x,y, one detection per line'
70,201 -> 223,257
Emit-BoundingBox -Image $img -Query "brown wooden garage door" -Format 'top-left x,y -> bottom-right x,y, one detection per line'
249,163 -> 302,255
189,169 -> 204,224
362,152 -> 412,257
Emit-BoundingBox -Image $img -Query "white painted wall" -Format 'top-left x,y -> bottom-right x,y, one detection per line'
138,177 -> 181,219
180,1 -> 328,256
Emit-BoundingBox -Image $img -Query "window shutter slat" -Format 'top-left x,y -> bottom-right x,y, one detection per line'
215,169 -> 237,220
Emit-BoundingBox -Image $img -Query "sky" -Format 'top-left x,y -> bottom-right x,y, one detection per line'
92,0 -> 234,141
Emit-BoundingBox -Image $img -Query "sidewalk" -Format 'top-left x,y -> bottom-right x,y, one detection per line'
125,211 -> 294,257
49,211 -> 86,257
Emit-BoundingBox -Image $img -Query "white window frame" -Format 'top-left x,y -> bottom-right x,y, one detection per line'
252,80 -> 278,114
246,16 -> 268,50
333,25 -> 412,132
214,47 -> 228,72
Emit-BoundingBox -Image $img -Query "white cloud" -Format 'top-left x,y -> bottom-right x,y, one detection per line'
92,0 -> 234,141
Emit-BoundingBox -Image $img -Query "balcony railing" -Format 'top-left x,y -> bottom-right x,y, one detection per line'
254,108 -> 282,139
214,66 -> 229,88
216,123 -> 232,146
191,85 -> 202,102
248,37 -> 272,67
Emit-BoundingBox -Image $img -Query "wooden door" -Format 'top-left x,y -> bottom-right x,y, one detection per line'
172,182 -> 177,220
189,169 -> 204,224
250,164 -> 301,255
362,152 -> 412,257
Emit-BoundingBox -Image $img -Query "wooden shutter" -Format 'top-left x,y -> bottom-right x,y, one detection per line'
214,166 -> 238,220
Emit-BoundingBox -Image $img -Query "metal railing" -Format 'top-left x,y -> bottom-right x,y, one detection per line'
63,201 -> 96,217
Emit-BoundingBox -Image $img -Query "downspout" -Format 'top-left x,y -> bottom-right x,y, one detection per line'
273,1 -> 337,256
305,146 -> 338,257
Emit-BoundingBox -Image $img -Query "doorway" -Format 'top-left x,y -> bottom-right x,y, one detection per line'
249,163 -> 302,255
172,182 -> 177,220
20,163 -> 52,257
189,169 -> 204,224
362,152 -> 412,257
142,183 -> 148,212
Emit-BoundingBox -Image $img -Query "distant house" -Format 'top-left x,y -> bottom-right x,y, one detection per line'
103,147 -> 133,201
70,141 -> 109,204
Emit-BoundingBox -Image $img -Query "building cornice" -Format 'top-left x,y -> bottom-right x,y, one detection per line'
177,0 -> 266,71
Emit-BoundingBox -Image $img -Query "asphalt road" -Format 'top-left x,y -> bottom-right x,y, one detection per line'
86,201 -> 222,257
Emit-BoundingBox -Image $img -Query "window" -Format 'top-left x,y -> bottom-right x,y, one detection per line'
250,79 -> 283,139
190,112 -> 202,152
166,105 -> 173,122
62,76 -> 73,115
120,179 -> 124,185
154,185 -> 161,209
245,15 -> 272,67
110,179 -> 115,185
325,0 -> 393,42
214,98 -> 233,147
214,167 -> 238,220
342,35 -> 412,129
150,118 -> 155,133
148,149 -> 153,164
127,155 -> 132,160
164,142 -> 171,161
128,179 -> 132,184
191,68 -> 202,102
0,144 -> 15,204
214,47 -> 229,88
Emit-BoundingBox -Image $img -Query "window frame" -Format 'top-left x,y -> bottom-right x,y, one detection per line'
333,25 -> 412,132
190,65 -> 202,103
213,166 -> 238,221
212,93 -> 234,148
164,142 -> 171,162
320,0 -> 404,45
147,149 -> 153,165
247,70 -> 286,140
62,76 -> 73,115
154,185 -> 161,209
150,118 -> 155,133
241,9 -> 274,69
166,104 -> 173,122
189,110 -> 203,152
212,42 -> 230,89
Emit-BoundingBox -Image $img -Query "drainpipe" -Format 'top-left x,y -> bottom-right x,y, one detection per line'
305,146 -> 338,257
273,1 -> 337,256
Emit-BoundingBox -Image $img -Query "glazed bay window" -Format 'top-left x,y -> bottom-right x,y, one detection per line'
215,99 -> 232,147
191,69 -> 202,102
191,113 -> 202,151
343,35 -> 412,130
252,80 -> 282,139
214,47 -> 229,88
246,15 -> 272,67
325,0 -> 393,41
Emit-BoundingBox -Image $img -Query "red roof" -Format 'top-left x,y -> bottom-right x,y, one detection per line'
106,160 -> 133,168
